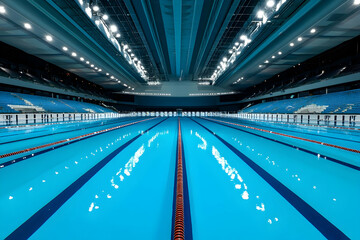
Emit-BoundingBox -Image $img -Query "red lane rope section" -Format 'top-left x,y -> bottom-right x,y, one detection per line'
205,117 -> 360,154
0,117 -> 156,159
174,118 -> 185,240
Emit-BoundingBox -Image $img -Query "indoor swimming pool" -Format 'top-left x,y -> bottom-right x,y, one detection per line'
0,117 -> 359,239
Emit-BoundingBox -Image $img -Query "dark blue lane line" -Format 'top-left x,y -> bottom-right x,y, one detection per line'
5,118 -> 168,240
171,119 -> 193,239
200,118 -> 360,172
0,118 -> 159,169
191,118 -> 349,240
0,117 -> 139,145
216,117 -> 360,144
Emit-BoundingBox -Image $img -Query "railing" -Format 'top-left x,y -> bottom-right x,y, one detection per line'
225,113 -> 360,128
0,112 -> 132,126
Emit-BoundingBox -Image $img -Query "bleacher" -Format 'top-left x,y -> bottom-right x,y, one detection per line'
242,89 -> 360,114
0,91 -> 115,113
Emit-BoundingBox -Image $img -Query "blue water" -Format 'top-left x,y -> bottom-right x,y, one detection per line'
0,117 -> 359,239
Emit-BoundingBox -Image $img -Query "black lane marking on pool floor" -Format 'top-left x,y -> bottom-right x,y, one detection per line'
0,118 -> 156,169
5,118 -> 168,240
214,117 -> 360,144
200,117 -> 360,172
0,117 -> 139,145
191,118 -> 349,240
171,118 -> 193,239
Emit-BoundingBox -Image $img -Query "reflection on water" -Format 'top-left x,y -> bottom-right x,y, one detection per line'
190,129 -> 280,224
88,130 -> 169,212
195,132 -> 207,150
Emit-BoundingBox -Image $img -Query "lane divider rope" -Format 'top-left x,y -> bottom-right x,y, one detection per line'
174,118 -> 185,240
204,117 -> 360,154
0,118 -> 157,159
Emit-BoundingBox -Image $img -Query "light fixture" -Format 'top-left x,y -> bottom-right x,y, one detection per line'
259,65 -> 263,68
278,51 -> 282,55
86,61 -> 90,64
240,35 -> 247,41
102,14 -> 109,20
297,37 -> 303,41
98,69 -> 102,72
115,33 -> 121,38
92,5 -> 99,12
71,52 -> 77,57
127,48 -> 132,52
265,60 -> 269,63
110,25 -> 118,32
24,23 -> 32,29
266,0 -> 275,8
131,53 -> 135,57
257,10 -> 265,19
235,42 -> 239,46
223,57 -> 228,62
80,57 -> 84,61
106,73 -> 109,76
229,50 -> 233,54
45,35 -> 53,42
95,67 -> 98,70
0,6 -> 5,14
354,0 -> 360,5
272,55 -> 275,59
290,42 -> 294,47
91,64 -> 94,67
62,46 -> 68,51
310,28 -> 316,33
111,76 -> 114,79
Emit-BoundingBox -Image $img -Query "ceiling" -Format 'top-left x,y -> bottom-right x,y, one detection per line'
0,0 -> 359,99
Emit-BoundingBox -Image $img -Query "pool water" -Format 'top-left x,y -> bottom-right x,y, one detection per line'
0,117 -> 359,239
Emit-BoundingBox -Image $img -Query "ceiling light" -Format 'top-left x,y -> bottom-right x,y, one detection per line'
98,69 -> 102,72
265,60 -> 269,63
80,57 -> 84,61
131,53 -> 135,57
297,37 -> 303,42
92,5 -> 99,12
235,42 -> 239,46
259,65 -> 263,68
71,52 -> 77,57
290,42 -> 294,47
0,6 -> 6,14
266,0 -> 275,7
354,0 -> 360,5
257,10 -> 265,18
223,57 -> 228,62
91,64 -> 94,67
102,14 -> 109,20
310,28 -> 316,33
62,46 -> 68,51
45,35 -> 53,42
111,76 -> 114,79
110,25 -> 118,32
272,56 -> 276,59
240,35 -> 247,41
278,51 -> 282,55
115,33 -> 121,38
24,23 -> 32,29
229,50 -> 233,54
127,48 -> 132,52
106,73 -> 109,75
95,67 -> 98,70
86,61 -> 90,64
